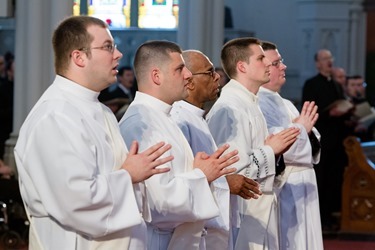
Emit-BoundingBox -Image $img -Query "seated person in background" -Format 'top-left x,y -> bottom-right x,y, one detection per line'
345,75 -> 375,141
332,67 -> 347,88
346,75 -> 367,104
99,66 -> 135,118
332,67 -> 348,99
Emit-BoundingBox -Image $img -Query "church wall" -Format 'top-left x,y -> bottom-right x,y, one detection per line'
225,0 -> 366,105
0,0 -> 368,105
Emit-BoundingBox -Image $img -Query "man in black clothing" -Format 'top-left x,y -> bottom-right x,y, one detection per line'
99,66 -> 135,102
0,60 -> 14,160
98,66 -> 135,119
302,49 -> 350,231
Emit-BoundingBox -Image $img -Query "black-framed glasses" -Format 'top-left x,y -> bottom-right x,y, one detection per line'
80,43 -> 117,53
192,68 -> 216,78
271,58 -> 284,68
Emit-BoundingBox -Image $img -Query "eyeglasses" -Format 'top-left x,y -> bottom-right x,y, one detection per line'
80,43 -> 117,53
192,68 -> 216,78
271,58 -> 284,68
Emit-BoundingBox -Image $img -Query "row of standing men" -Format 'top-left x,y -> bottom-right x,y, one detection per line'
15,15 -> 325,249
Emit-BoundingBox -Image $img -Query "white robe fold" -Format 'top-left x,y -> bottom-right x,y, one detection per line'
258,86 -> 324,250
14,75 -> 142,249
119,92 -> 220,250
206,80 -> 278,250
171,100 -> 231,250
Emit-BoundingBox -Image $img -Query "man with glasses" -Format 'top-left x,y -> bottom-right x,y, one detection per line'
258,41 -> 323,250
170,50 -> 262,249
207,37 -> 300,249
302,49 -> 350,232
14,16 -> 174,249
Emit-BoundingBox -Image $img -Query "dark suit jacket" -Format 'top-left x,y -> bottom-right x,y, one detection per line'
302,73 -> 347,150
99,84 -> 132,102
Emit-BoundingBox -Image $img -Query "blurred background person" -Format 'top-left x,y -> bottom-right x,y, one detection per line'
0,55 -> 6,80
0,56 -> 14,160
332,66 -> 348,99
346,75 -> 367,104
99,66 -> 135,119
302,49 -> 350,232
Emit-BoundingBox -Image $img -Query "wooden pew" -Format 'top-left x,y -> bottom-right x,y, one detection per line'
341,136 -> 375,234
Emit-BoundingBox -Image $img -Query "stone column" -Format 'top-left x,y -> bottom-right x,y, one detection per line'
177,0 -> 224,66
210,0 -> 225,67
348,1 -> 366,76
130,0 -> 139,27
4,0 -> 71,174
0,0 -> 13,17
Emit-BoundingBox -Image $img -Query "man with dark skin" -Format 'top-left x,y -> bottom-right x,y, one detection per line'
171,49 -> 262,249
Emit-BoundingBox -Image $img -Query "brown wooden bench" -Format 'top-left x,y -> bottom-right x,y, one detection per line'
341,136 -> 375,234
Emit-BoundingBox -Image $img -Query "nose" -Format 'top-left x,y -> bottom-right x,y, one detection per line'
281,61 -> 287,70
185,67 -> 192,79
214,71 -> 220,80
114,47 -> 123,60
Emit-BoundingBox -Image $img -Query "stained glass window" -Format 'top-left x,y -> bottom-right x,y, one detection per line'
73,0 -> 178,29
138,0 -> 178,28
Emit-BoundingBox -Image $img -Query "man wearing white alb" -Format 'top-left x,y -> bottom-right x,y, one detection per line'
171,50 -> 262,250
14,16 -> 173,250
207,37 -> 300,250
258,41 -> 323,250
119,40 -> 239,250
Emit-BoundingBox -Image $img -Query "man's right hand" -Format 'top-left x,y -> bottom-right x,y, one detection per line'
122,141 -> 173,183
226,174 -> 262,199
265,127 -> 300,155
294,101 -> 319,133
193,144 -> 238,183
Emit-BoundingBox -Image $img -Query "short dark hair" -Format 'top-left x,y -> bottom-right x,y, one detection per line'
52,16 -> 107,75
346,75 -> 364,85
261,41 -> 277,51
118,66 -> 133,76
221,37 -> 261,79
133,40 -> 182,83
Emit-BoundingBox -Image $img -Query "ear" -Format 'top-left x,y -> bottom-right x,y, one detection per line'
237,61 -> 246,74
151,68 -> 161,86
71,50 -> 86,68
186,78 -> 195,90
